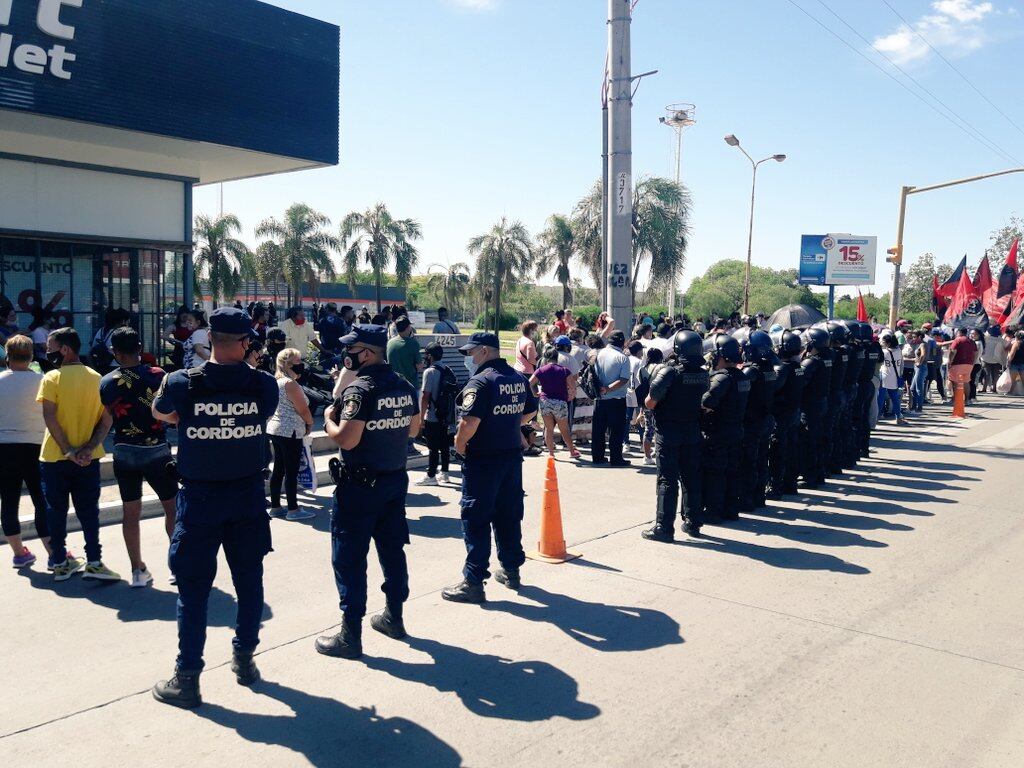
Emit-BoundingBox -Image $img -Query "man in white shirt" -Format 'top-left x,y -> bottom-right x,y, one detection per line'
280,306 -> 322,360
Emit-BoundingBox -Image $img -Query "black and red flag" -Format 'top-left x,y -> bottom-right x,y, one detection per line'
990,239 -> 1019,325
933,255 -> 967,321
946,265 -> 989,332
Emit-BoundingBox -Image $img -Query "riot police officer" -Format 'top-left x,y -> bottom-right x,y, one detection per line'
823,321 -> 849,476
151,308 -> 279,709
701,335 -> 749,522
839,320 -> 864,469
316,325 -> 421,660
734,329 -> 778,512
642,330 -> 709,542
857,321 -> 881,459
767,329 -> 806,498
799,327 -> 831,488
443,333 -> 538,604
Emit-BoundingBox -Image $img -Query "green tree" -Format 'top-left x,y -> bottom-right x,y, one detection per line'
193,213 -> 253,308
468,218 -> 533,333
255,204 -> 339,303
985,215 -> 1023,273
683,260 -> 823,318
573,176 -> 691,306
425,262 -> 472,318
536,214 -> 576,309
339,203 -> 422,312
899,251 -> 956,317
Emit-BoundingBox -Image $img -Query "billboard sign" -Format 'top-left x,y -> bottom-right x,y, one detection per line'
0,0 -> 339,165
799,234 -> 877,286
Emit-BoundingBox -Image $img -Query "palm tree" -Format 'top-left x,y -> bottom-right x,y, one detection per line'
468,218 -> 533,332
536,214 -> 576,309
255,204 -> 339,305
572,176 -> 691,306
426,262 -> 472,320
339,203 -> 422,312
192,214 -> 253,308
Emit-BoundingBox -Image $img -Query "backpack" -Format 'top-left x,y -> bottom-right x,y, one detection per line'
431,363 -> 460,426
578,362 -> 600,400
88,329 -> 115,372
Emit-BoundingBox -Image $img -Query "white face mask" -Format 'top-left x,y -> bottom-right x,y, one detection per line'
464,356 -> 479,375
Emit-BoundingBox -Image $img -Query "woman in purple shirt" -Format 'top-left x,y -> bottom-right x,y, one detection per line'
529,348 -> 580,459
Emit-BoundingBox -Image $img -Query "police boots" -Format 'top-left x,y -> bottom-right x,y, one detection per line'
152,669 -> 202,709
315,618 -> 363,659
641,526 -> 674,543
494,568 -> 521,590
370,603 -> 407,640
441,579 -> 486,604
231,651 -> 260,686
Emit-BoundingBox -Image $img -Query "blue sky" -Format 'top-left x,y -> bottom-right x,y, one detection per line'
195,0 -> 1024,299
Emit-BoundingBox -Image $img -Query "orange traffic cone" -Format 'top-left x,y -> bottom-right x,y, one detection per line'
951,382 -> 966,418
528,457 -> 580,564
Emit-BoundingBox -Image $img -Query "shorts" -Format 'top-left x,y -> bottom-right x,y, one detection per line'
539,398 -> 569,421
112,443 -> 178,503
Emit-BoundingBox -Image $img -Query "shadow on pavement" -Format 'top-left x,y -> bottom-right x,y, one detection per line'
736,516 -> 888,548
16,568 -> 269,625
484,585 -> 685,652
566,557 -> 623,574
681,533 -> 870,574
799,491 -> 936,518
750,505 -> 913,533
363,636 -> 600,722
406,492 -> 446,508
845,464 -> 977,483
194,680 -> 462,767
407,514 -> 463,539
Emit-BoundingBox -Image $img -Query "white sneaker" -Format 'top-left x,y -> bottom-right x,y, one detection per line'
130,568 -> 153,588
285,507 -> 317,521
644,456 -> 655,466
438,472 -> 450,484
417,476 -> 439,486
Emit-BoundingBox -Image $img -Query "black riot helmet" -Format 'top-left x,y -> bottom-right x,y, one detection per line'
771,328 -> 803,357
825,320 -> 849,346
802,326 -> 830,354
672,330 -> 703,362
858,320 -> 874,342
734,328 -> 774,363
708,333 -> 742,365
838,320 -> 860,343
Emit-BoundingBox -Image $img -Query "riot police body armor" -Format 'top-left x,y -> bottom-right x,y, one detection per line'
799,327 -> 831,487
857,322 -> 881,459
701,335 -> 750,522
643,331 -> 709,541
839,321 -> 864,468
735,329 -> 778,511
824,322 -> 849,475
767,329 -> 806,497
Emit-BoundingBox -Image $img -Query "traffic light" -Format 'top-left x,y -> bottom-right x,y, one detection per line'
886,245 -> 902,266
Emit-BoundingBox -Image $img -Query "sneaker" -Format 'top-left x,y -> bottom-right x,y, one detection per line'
82,562 -> 120,582
130,568 -> 153,588
437,472 -> 450,484
12,549 -> 36,568
416,475 -> 439,486
168,573 -> 178,586
52,556 -> 85,581
47,549 -> 76,572
268,506 -> 287,518
285,507 -> 316,521
644,456 -> 656,466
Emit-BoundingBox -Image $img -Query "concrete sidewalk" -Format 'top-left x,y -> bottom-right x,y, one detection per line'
2,398 -> 1024,767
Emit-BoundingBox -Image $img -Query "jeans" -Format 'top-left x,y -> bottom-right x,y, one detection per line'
881,388 -> 902,420
0,443 -> 47,539
592,398 -> 627,463
423,421 -> 452,477
41,460 -> 102,564
911,365 -> 927,411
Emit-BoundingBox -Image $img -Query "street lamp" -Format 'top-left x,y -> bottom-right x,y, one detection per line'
724,134 -> 786,314
659,103 -> 696,319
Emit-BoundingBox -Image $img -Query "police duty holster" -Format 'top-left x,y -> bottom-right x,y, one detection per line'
329,458 -> 377,489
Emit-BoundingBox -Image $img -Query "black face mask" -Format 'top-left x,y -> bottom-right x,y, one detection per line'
292,363 -> 306,377
46,350 -> 64,369
344,349 -> 365,371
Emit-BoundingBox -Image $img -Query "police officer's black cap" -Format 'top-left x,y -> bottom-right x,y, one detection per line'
459,332 -> 500,354
340,324 -> 388,349
209,307 -> 257,339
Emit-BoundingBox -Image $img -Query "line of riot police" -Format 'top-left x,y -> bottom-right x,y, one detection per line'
642,319 -> 881,543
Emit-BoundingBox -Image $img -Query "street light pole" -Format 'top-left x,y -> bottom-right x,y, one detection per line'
660,103 -> 696,319
886,166 -> 1024,328
725,135 -> 786,315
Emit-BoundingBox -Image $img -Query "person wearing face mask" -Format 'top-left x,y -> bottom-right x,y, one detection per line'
151,308 -> 279,709
280,306 -> 322,360
316,325 -> 421,660
442,332 -> 538,604
266,348 -> 316,521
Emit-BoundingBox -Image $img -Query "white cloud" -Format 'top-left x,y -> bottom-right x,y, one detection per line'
872,1 -> 995,65
445,0 -> 498,10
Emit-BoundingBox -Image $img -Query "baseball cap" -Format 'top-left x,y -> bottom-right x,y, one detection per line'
209,307 -> 257,338
554,335 -> 571,348
459,332 -> 500,354
339,324 -> 388,349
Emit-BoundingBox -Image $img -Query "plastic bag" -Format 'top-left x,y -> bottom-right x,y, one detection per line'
996,369 -> 1013,395
297,434 -> 318,492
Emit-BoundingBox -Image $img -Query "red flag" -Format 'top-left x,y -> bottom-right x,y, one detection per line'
973,254 -> 993,295
932,274 -> 948,320
856,290 -> 868,322
945,267 -> 981,324
936,255 -> 967,300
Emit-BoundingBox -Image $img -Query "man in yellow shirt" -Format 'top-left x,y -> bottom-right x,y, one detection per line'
38,327 -> 119,582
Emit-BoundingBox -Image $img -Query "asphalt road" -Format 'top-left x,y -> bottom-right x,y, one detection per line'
2,397 -> 1023,767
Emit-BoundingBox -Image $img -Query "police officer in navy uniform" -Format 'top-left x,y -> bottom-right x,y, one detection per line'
315,325 -> 421,659
823,321 -> 849,476
642,330 -> 709,542
442,332 -> 538,604
857,321 -> 881,459
767,329 -> 806,499
151,308 -> 279,709
734,329 -> 778,512
799,327 -> 831,488
701,335 -> 749,522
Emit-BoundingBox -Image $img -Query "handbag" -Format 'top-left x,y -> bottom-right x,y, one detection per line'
297,434 -> 318,492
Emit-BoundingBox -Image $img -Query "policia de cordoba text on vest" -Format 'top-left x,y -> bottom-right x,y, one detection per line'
186,400 -> 264,440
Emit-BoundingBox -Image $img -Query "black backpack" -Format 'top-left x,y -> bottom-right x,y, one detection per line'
431,363 -> 460,426
578,362 -> 600,400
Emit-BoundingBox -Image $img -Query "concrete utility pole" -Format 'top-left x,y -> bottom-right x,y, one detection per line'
601,80 -> 610,311
606,0 -> 633,323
